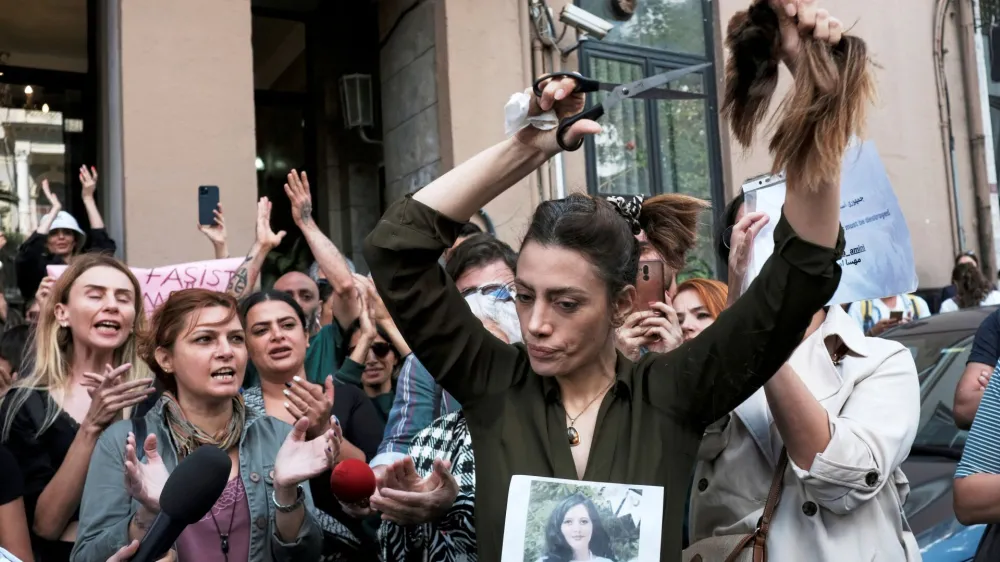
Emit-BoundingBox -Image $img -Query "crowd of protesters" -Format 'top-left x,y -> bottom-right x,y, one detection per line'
6,1 -> 1000,561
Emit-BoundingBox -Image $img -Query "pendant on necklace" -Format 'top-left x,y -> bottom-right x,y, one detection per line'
567,426 -> 581,447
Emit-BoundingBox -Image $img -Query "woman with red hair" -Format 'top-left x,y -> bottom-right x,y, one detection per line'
673,278 -> 728,342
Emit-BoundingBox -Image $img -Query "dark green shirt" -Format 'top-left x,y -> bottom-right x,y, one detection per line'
363,196 -> 845,562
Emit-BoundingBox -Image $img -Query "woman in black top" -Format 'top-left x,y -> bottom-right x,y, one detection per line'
0,254 -> 154,561
361,3 -> 850,559
14,167 -> 116,301
239,290 -> 384,560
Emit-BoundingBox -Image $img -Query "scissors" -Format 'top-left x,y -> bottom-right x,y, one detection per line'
532,63 -> 712,152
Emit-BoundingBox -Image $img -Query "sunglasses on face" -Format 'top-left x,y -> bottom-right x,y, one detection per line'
348,341 -> 393,358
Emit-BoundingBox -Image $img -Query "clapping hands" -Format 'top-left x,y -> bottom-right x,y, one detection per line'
340,457 -> 460,526
79,364 -> 154,434
123,431 -> 169,513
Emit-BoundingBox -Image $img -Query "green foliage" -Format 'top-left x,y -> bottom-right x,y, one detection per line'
523,482 -> 640,562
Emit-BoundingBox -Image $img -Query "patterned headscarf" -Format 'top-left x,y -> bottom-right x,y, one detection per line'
605,195 -> 644,235
160,392 -> 246,458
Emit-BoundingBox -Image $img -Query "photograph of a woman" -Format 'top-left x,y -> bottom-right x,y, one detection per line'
535,493 -> 616,562
511,477 -> 652,562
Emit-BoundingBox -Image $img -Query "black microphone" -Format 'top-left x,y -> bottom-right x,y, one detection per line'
131,445 -> 232,562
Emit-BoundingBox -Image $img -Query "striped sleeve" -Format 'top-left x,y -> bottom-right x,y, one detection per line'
956,360 -> 1000,477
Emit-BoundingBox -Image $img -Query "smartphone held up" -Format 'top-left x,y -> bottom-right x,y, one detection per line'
198,186 -> 220,226
636,261 -> 666,313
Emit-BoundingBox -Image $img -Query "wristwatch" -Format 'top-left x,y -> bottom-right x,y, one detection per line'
272,485 -> 305,513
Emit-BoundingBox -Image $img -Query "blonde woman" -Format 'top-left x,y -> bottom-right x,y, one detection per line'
0,254 -> 154,561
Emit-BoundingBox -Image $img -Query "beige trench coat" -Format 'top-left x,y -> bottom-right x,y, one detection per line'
689,306 -> 922,561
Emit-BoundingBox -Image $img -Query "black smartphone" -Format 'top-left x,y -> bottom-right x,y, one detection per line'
198,186 -> 220,226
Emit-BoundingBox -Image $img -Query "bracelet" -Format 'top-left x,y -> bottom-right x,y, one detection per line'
272,486 -> 305,513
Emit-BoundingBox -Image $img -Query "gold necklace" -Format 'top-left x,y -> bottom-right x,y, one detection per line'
563,379 -> 616,447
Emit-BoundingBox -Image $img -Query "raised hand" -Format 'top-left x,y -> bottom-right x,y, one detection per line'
198,202 -> 228,246
283,170 -> 314,226
370,457 -> 459,525
79,165 -> 98,200
283,375 -> 336,439
80,364 -> 155,434
515,75 -> 601,157
273,416 -> 342,489
769,0 -> 844,70
358,276 -> 390,325
41,179 -> 62,212
727,211 -> 769,297
124,432 -> 170,513
255,197 -> 286,251
35,276 -> 56,308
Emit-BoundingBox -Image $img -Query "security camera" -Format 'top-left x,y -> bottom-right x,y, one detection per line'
559,4 -> 614,40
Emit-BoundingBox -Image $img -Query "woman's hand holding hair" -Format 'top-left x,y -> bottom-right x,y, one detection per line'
123,432 -> 169,513
770,0 -> 844,75
80,364 -> 154,436
369,457 -> 460,526
284,375 -> 336,439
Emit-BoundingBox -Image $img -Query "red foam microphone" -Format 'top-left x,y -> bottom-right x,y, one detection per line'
330,458 -> 377,504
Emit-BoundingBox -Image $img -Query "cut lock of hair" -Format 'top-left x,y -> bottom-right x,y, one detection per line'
723,0 -> 876,192
523,193 -> 706,298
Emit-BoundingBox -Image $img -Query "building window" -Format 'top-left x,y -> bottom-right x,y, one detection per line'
578,0 -> 721,279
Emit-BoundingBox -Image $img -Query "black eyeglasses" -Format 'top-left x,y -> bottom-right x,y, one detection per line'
348,342 -> 393,358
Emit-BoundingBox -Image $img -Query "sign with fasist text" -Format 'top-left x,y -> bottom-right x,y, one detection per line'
47,257 -> 245,315
741,140 -> 918,306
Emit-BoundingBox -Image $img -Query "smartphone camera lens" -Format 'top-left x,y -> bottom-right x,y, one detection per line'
642,265 -> 649,281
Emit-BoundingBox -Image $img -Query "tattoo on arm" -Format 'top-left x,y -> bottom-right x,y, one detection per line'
299,202 -> 313,224
227,254 -> 254,298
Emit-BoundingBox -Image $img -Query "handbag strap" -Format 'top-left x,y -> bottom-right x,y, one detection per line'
743,447 -> 789,562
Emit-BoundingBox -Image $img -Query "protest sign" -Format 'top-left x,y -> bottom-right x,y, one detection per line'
47,257 -> 245,314
742,140 -> 918,306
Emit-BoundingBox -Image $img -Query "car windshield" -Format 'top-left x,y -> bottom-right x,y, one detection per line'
885,329 -> 974,454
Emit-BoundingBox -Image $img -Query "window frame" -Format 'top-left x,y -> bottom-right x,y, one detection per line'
577,0 -> 725,275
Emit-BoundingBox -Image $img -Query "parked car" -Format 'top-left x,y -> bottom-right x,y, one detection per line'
881,306 -> 997,561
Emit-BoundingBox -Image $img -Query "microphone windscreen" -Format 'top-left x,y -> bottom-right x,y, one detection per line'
159,445 -> 232,524
330,459 -> 376,504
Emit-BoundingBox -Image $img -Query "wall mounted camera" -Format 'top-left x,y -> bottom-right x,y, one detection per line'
559,4 -> 614,41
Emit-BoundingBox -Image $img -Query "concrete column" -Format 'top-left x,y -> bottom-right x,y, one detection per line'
13,142 -> 31,235
119,0 -> 256,266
